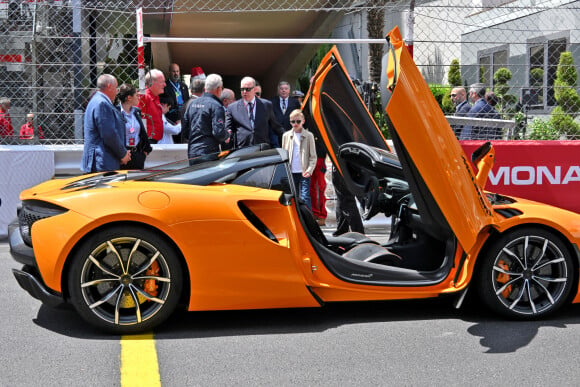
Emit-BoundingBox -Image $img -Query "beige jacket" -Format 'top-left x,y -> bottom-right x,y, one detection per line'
281,128 -> 317,175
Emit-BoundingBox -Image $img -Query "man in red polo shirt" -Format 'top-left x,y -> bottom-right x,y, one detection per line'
140,69 -> 166,143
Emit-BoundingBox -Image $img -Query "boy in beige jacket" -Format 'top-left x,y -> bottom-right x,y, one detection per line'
282,109 -> 317,209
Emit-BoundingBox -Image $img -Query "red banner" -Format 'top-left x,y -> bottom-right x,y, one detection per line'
461,141 -> 580,214
0,55 -> 22,63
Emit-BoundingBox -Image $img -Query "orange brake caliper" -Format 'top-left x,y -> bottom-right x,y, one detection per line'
144,260 -> 160,297
496,260 -> 512,298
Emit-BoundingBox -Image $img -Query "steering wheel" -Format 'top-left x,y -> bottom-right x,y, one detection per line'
360,176 -> 382,220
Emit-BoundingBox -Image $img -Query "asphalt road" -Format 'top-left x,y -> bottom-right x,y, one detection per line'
3,239 -> 580,386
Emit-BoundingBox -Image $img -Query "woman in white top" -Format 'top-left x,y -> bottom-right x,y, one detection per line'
158,96 -> 182,144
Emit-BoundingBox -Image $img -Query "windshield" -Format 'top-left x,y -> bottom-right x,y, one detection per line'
136,148 -> 286,187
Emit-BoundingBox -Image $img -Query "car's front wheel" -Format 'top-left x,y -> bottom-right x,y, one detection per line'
68,226 -> 182,334
477,227 -> 575,319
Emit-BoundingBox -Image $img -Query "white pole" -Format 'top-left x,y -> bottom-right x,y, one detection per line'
143,37 -> 387,44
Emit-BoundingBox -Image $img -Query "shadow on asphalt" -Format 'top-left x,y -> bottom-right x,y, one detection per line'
32,297 -> 580,352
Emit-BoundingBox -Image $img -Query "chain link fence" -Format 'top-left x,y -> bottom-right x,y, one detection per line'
0,0 -> 578,144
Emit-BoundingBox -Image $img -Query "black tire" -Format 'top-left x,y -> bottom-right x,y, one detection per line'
477,227 -> 575,319
68,225 -> 183,334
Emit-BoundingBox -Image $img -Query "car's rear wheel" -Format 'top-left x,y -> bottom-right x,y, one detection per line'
68,226 -> 182,334
477,227 -> 574,319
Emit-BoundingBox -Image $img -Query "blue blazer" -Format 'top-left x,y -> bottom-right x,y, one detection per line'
81,91 -> 127,173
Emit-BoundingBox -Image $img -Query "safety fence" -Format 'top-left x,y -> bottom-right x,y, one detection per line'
0,0 -> 578,144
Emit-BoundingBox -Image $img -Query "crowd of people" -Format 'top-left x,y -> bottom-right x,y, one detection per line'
450,83 -> 503,140
2,66 -> 513,236
79,65 -> 354,232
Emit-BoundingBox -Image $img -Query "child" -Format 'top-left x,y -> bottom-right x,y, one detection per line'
281,109 -> 317,209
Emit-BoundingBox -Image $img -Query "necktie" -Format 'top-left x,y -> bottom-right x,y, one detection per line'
248,102 -> 254,127
282,99 -> 286,114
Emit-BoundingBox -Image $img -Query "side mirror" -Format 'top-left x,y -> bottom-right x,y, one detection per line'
471,142 -> 495,189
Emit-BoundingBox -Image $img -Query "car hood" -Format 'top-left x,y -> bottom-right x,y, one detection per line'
305,26 -> 497,252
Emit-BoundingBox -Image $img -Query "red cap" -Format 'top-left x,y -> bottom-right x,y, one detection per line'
191,66 -> 206,79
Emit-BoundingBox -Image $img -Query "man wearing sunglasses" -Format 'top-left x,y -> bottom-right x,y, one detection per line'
225,76 -> 283,149
450,86 -> 470,137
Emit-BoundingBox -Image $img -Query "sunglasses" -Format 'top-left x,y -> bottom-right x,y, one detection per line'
240,87 -> 254,92
290,120 -> 302,124
450,94 -> 457,97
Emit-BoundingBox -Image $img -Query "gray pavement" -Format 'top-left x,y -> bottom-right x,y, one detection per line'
4,238 -> 580,385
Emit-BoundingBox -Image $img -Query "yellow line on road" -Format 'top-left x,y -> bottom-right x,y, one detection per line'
121,333 -> 161,387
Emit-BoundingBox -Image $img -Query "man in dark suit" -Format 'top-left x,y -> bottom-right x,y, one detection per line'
162,63 -> 190,143
162,63 -> 190,123
270,81 -> 301,146
226,76 -> 283,149
450,87 -> 470,137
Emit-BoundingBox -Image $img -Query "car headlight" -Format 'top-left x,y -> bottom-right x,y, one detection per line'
18,200 -> 68,247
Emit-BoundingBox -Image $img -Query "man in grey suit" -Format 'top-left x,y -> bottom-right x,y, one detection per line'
81,74 -> 131,173
226,76 -> 283,149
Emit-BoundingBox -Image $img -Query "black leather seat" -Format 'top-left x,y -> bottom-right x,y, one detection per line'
298,203 -> 400,265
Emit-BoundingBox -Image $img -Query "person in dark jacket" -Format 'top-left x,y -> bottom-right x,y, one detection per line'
116,83 -> 152,169
461,83 -> 501,140
182,73 -> 230,162
162,63 -> 190,124
270,81 -> 301,146
450,87 -> 471,137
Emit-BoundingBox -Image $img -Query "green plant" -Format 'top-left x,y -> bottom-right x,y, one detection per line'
297,44 -> 332,94
372,90 -> 390,139
551,51 -> 580,138
479,65 -> 486,84
555,52 -> 577,86
530,68 -> 544,86
448,59 -> 461,86
550,106 -> 580,136
440,59 -> 461,114
492,67 -> 520,120
428,84 -> 454,114
493,67 -> 512,97
527,118 -> 560,140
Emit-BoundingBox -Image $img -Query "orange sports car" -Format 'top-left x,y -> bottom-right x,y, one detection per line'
10,27 -> 580,334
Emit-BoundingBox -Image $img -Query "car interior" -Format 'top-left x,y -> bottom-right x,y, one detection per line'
295,142 -> 457,287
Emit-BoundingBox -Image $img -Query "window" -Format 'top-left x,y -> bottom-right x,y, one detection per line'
478,47 -> 508,88
479,56 -> 491,86
527,36 -> 568,109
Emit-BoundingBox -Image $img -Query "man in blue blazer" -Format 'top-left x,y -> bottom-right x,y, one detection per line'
81,74 -> 131,173
226,76 -> 283,149
460,83 -> 499,140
